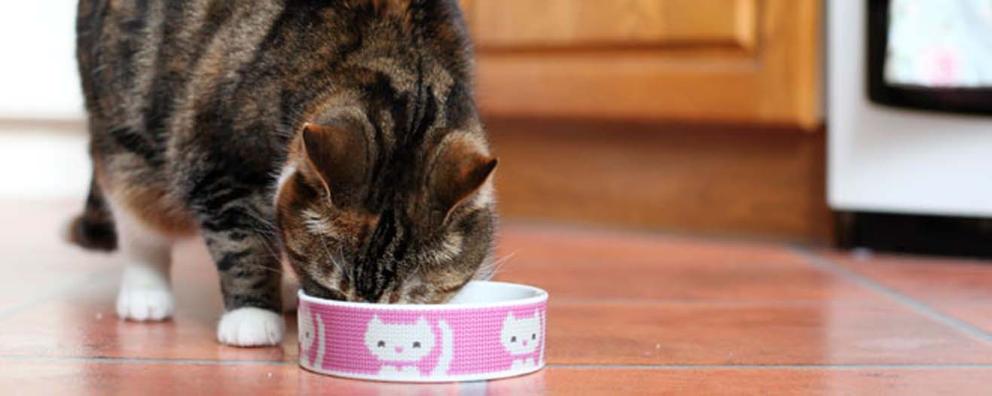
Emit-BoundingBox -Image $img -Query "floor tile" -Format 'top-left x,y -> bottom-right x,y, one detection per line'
493,226 -> 872,302
937,305 -> 992,335
2,362 -> 990,396
0,280 -> 296,362
0,361 -> 517,396
546,302 -> 992,365
15,292 -> 991,366
0,362 -> 298,396
824,251 -> 992,333
0,241 -> 297,362
0,200 -> 118,314
535,367 -> 992,396
3,200 -> 992,394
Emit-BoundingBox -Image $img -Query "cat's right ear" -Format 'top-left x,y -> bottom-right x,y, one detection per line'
428,134 -> 498,221
300,123 -> 368,204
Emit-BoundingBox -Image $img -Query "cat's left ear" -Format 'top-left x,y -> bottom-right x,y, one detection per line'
428,134 -> 498,220
301,123 -> 368,204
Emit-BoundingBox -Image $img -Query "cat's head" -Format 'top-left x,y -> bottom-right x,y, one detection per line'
500,312 -> 541,355
364,315 -> 436,362
277,122 -> 497,304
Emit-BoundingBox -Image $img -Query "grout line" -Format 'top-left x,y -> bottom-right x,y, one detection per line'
549,363 -> 992,370
2,355 -> 991,370
0,355 -> 291,366
548,298 -> 829,307
791,247 -> 992,344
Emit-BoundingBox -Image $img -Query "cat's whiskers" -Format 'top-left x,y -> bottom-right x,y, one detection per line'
236,263 -> 284,276
475,250 -> 516,280
335,244 -> 352,283
316,231 -> 345,280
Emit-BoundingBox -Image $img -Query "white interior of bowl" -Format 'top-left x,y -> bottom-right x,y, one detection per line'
298,280 -> 547,310
446,281 -> 543,304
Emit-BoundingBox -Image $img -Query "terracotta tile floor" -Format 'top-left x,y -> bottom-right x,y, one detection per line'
2,201 -> 991,395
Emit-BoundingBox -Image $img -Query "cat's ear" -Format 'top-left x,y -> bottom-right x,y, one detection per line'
300,123 -> 368,203
415,317 -> 429,327
429,135 -> 497,220
369,315 -> 383,327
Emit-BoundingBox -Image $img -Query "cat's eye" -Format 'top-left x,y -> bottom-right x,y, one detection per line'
377,340 -> 385,348
531,333 -> 536,340
510,336 -> 517,343
413,341 -> 421,348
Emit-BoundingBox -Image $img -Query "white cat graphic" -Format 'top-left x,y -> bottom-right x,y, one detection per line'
500,311 -> 542,370
364,315 -> 453,378
298,303 -> 325,369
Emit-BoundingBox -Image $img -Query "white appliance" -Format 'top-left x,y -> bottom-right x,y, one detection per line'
828,1 -> 992,218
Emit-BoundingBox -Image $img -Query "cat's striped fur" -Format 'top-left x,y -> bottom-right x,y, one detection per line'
71,0 -> 497,346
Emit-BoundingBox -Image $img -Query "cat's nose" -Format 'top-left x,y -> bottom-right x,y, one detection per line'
394,346 -> 404,354
522,340 -> 529,347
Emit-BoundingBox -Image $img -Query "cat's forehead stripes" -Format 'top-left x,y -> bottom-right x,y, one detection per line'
255,0 -> 495,305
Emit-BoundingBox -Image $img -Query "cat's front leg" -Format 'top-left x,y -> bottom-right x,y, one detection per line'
110,201 -> 175,322
196,195 -> 284,347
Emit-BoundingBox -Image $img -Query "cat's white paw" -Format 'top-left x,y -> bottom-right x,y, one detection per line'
217,307 -> 285,347
116,287 -> 174,321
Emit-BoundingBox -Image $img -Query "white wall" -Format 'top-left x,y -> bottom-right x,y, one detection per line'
0,1 -> 84,120
0,2 -> 90,200
0,131 -> 89,199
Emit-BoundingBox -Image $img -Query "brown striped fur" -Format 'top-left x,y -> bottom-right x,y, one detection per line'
72,0 -> 498,316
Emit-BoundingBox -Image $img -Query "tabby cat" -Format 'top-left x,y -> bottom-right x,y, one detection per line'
69,0 -> 498,347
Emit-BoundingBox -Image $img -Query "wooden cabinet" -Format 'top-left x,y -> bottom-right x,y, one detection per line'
460,0 -> 821,129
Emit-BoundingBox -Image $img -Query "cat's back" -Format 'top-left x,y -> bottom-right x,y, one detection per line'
76,0 -> 284,134
74,0 -> 289,236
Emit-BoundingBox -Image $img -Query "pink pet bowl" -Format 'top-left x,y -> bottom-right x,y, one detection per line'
298,281 -> 548,382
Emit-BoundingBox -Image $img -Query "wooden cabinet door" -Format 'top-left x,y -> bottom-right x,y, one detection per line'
460,0 -> 821,129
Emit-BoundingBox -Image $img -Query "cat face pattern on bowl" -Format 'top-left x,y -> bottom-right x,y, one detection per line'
298,297 -> 546,382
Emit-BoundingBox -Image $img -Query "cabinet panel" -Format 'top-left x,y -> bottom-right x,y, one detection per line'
465,0 -> 756,51
460,0 -> 822,129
